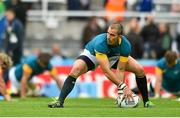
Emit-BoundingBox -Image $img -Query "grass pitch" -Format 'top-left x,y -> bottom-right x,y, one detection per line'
0,97 -> 180,117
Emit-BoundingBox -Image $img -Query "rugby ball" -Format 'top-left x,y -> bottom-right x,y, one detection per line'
116,94 -> 140,108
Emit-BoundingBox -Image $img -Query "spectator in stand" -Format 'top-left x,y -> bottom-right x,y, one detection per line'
67,0 -> 80,11
171,1 -> 180,53
5,0 -> 27,28
21,48 -> 42,64
171,0 -> 180,13
31,48 -> 41,57
4,8 -> 24,66
176,23 -> 180,53
0,0 -> 5,13
138,0 -> 153,12
156,23 -> 172,59
141,15 -> 159,59
81,17 -> 102,48
104,0 -> 127,22
0,0 -> 6,50
50,44 -> 67,67
67,0 -> 91,20
127,18 -> 144,59
67,0 -> 91,11
79,0 -> 91,10
126,0 -> 138,11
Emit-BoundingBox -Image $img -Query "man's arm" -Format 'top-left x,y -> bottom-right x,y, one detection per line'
96,53 -> 132,98
96,52 -> 121,85
116,56 -> 129,82
50,68 -> 63,89
21,64 -> 32,98
116,56 -> 134,98
0,75 -> 11,101
154,67 -> 163,98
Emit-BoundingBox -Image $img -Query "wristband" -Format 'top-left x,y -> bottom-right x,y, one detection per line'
118,82 -> 127,94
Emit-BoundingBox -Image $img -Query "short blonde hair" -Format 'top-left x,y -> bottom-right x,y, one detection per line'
0,53 -> 13,69
110,22 -> 124,35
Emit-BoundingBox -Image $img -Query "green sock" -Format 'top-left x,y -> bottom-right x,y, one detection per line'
58,76 -> 76,104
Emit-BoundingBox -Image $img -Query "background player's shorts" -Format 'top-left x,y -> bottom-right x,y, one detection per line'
9,67 -> 34,91
9,67 -> 20,90
77,49 -> 119,71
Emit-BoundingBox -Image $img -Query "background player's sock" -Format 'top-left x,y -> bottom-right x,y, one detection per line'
136,76 -> 149,104
58,76 -> 76,104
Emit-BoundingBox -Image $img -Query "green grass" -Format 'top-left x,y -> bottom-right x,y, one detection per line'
0,97 -> 180,117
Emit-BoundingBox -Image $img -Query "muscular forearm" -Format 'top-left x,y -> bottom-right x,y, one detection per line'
96,55 -> 124,86
0,77 -> 11,101
21,79 -> 27,98
0,78 -> 7,96
103,69 -> 122,85
116,59 -> 127,83
116,69 -> 125,82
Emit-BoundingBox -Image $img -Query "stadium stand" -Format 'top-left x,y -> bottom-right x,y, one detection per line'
17,0 -> 179,58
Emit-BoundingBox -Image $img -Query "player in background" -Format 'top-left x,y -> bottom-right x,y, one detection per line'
0,53 -> 12,101
48,22 -> 154,108
8,52 -> 63,98
154,51 -> 180,98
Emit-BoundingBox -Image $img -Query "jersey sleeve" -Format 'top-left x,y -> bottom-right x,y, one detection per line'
95,51 -> 108,60
94,44 -> 108,54
50,67 -> 58,76
156,58 -> 166,74
94,36 -> 108,54
23,64 -> 33,74
47,63 -> 53,70
156,58 -> 165,69
120,39 -> 131,57
94,39 -> 109,59
119,37 -> 131,62
155,67 -> 163,74
22,56 -> 37,74
119,56 -> 129,62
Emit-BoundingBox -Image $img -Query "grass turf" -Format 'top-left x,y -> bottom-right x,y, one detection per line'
0,97 -> 180,117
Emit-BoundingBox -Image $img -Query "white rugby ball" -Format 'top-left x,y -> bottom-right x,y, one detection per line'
116,94 -> 140,108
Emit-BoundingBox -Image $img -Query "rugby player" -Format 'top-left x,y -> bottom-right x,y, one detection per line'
0,53 -> 12,101
8,52 -> 63,98
48,23 -> 154,108
155,51 -> 180,98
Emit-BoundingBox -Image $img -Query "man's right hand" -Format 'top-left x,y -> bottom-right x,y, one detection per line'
118,82 -> 133,101
123,87 -> 133,101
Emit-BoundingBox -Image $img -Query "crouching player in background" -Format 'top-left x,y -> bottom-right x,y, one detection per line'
8,52 -> 63,98
48,22 -> 154,108
155,51 -> 180,99
0,53 -> 12,101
